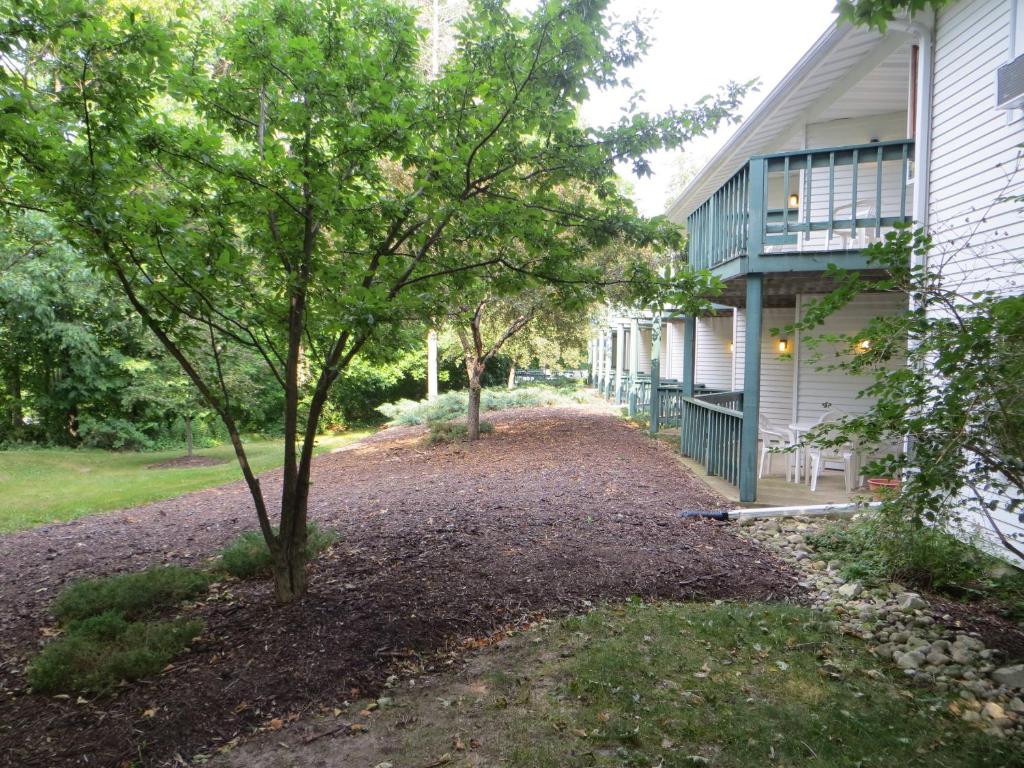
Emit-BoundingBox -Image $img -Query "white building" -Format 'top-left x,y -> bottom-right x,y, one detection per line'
591,0 -> 1023,556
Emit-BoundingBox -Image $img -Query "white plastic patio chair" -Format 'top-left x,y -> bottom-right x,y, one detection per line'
805,411 -> 858,492
758,414 -> 794,482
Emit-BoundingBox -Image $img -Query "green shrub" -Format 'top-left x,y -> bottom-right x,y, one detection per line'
218,523 -> 337,579
378,385 -> 579,426
425,419 -> 494,444
27,611 -> 203,694
53,566 -> 210,624
809,513 -> 1024,616
427,420 -> 468,444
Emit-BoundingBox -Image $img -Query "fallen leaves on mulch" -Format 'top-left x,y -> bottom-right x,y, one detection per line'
0,406 -> 803,767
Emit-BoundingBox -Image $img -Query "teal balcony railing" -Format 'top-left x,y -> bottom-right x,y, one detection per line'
687,139 -> 914,272
680,391 -> 745,487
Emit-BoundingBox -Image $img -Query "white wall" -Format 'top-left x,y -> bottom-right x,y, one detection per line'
732,307 -> 796,427
663,320 -> 686,380
928,0 -> 1024,296
795,292 -> 908,422
694,315 -> 734,389
638,328 -> 652,374
927,0 -> 1024,561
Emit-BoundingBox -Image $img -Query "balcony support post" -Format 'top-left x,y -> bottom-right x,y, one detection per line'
648,313 -> 662,434
614,323 -> 625,404
681,315 -> 696,399
628,317 -> 640,417
739,275 -> 763,502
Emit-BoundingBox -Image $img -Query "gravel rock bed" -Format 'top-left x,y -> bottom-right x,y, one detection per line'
739,514 -> 1024,740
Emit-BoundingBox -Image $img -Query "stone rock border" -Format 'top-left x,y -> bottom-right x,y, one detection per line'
739,515 -> 1024,739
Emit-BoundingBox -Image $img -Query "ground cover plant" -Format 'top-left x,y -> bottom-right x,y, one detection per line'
27,612 -> 203,695
808,514 -> 1024,621
218,524 -> 337,579
0,432 -> 365,532
28,565 -> 210,695
378,385 -> 584,426
53,566 -> 210,624
427,418 -> 494,444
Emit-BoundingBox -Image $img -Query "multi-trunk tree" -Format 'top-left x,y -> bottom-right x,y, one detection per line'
1,0 -> 745,601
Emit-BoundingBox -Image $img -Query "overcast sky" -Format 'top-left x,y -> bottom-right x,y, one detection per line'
525,0 -> 841,215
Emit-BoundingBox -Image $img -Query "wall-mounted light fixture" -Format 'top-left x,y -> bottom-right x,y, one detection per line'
856,338 -> 872,353
787,193 -> 799,209
727,341 -> 734,353
777,338 -> 789,353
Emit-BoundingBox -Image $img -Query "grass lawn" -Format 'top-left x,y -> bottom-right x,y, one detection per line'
258,601 -> 1021,768
0,432 -> 370,532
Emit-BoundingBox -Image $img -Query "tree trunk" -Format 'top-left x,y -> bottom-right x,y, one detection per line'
6,366 -> 21,433
507,360 -> 517,390
184,414 -> 193,457
467,364 -> 483,441
271,533 -> 309,603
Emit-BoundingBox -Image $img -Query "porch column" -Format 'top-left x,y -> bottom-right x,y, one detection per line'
681,315 -> 696,398
614,323 -> 625,403
739,275 -> 763,502
648,313 -> 662,434
589,335 -> 598,385
598,331 -> 606,397
628,317 -> 640,416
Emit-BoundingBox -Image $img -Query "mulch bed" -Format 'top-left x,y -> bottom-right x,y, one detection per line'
0,405 -> 806,767
147,455 -> 228,469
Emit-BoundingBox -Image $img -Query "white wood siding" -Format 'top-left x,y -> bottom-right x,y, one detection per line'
928,0 -> 1024,561
759,308 -> 797,429
694,315 -> 734,389
929,0 -> 1024,297
795,292 -> 907,422
663,320 -> 686,380
638,328 -> 652,374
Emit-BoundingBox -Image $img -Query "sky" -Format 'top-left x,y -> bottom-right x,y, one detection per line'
555,0 -> 840,215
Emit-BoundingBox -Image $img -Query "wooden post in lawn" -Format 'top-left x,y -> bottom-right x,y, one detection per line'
628,317 -> 640,416
648,313 -> 662,435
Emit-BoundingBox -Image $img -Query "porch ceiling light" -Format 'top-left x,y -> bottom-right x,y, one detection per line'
787,193 -> 799,209
777,338 -> 789,353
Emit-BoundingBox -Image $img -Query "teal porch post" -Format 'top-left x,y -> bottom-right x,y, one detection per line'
739,275 -> 763,502
628,317 -> 640,416
648,313 -> 662,434
595,331 -> 605,392
681,315 -> 696,399
598,331 -> 606,399
589,335 -> 598,387
614,323 -> 625,404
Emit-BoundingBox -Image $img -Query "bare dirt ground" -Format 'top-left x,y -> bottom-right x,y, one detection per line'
0,405 -> 807,766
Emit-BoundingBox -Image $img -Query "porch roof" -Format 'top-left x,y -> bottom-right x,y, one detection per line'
666,20 -> 916,224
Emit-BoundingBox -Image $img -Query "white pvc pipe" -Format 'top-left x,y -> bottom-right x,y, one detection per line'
729,501 -> 882,520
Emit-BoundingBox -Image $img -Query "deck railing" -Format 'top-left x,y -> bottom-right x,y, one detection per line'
687,139 -> 914,271
679,391 -> 745,486
635,375 -> 651,412
657,381 -> 685,427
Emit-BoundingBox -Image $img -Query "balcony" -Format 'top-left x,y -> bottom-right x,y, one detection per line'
687,140 -> 915,278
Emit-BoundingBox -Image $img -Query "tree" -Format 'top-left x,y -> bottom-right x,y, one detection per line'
1,0 -> 746,601
785,227 -> 1024,561
448,282 -> 582,439
834,0 -> 952,30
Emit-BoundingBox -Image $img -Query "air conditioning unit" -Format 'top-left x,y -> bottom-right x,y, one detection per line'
996,53 -> 1024,110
